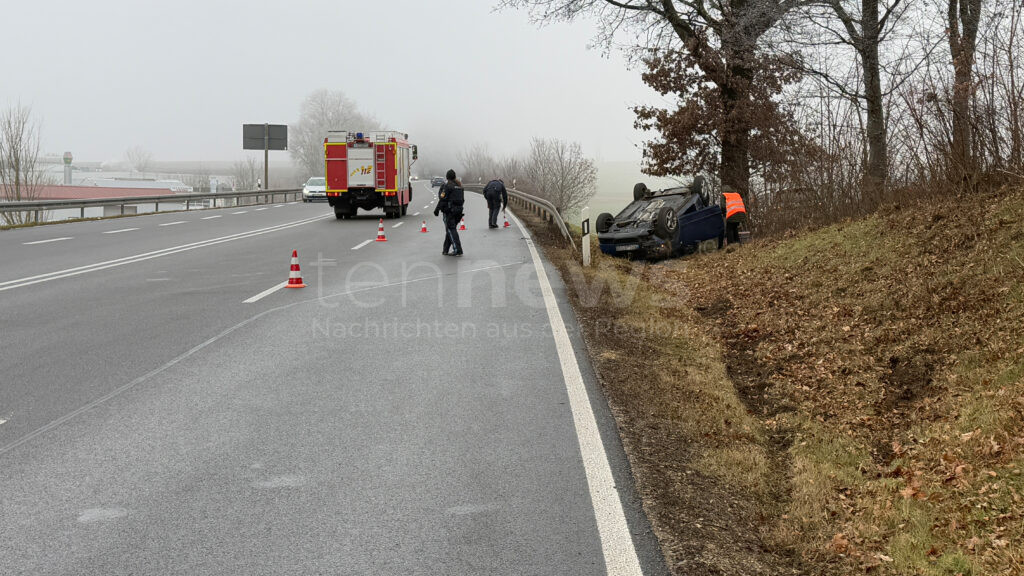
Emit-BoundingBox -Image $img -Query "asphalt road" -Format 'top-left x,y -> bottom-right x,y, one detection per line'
0,182 -> 666,575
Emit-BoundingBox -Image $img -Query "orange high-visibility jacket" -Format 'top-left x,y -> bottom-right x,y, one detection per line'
724,192 -> 746,220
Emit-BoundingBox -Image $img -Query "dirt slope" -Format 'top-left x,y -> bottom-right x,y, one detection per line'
531,185 -> 1024,575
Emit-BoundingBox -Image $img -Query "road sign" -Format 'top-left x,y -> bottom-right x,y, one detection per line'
243,124 -> 287,150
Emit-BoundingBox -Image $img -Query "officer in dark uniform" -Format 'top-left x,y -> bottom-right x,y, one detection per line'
482,179 -> 508,228
433,169 -> 464,256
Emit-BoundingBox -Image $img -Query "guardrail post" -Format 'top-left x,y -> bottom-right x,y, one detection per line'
120,204 -> 124,216
581,207 -> 591,267
80,206 -> 85,219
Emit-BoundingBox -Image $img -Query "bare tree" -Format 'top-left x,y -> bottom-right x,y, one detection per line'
0,104 -> 47,225
289,89 -> 379,178
457,143 -> 497,183
948,0 -> 983,187
231,156 -> 261,191
125,145 -> 154,176
502,0 -> 811,200
523,137 -> 598,214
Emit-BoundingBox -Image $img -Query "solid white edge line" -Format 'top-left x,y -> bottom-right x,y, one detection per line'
510,211 -> 644,575
243,281 -> 288,304
103,228 -> 139,234
159,221 -> 186,226
391,221 -> 404,228
351,239 -> 372,250
201,215 -> 222,220
22,237 -> 73,245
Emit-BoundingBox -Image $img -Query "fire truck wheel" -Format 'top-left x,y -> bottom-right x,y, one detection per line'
401,204 -> 408,216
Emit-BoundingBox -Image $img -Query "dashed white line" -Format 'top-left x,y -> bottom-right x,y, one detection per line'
232,211 -> 248,214
392,221 -> 404,228
243,281 -> 288,304
255,207 -> 268,211
201,215 -> 222,220
273,204 -> 284,208
103,228 -> 138,234
413,212 -> 421,216
351,239 -> 372,250
159,221 -> 186,227
23,237 -> 72,245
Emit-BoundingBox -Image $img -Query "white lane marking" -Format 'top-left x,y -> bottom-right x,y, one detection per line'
0,261 -> 524,457
273,204 -> 284,208
159,221 -> 186,227
22,237 -> 72,245
413,212 -> 421,216
103,228 -> 139,234
423,205 -> 430,209
351,239 -> 372,250
391,221 -> 404,228
0,214 -> 331,293
255,207 -> 268,211
243,281 -> 288,304
511,211 -> 643,575
0,419 -> 6,426
232,211 -> 248,214
201,215 -> 222,220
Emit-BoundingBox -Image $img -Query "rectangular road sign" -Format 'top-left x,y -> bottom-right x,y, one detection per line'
243,124 -> 287,150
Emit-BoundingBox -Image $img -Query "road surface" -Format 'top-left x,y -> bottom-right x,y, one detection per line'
0,181 -> 666,575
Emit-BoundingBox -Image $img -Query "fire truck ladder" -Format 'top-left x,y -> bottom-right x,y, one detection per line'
375,144 -> 387,190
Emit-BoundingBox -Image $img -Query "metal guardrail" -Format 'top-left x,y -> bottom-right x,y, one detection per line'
464,184 -> 577,252
0,189 -> 302,222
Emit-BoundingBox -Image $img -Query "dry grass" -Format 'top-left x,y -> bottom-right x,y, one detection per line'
524,185 -> 1024,575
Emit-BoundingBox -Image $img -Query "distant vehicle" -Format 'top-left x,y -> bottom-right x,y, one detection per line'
302,177 -> 327,202
431,177 -> 444,187
596,177 -> 724,259
324,131 -> 417,219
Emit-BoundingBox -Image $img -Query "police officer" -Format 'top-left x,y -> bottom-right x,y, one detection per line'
482,178 -> 508,228
433,169 -> 464,256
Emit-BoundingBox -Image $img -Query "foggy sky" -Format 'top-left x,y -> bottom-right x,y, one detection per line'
1,0 -> 666,164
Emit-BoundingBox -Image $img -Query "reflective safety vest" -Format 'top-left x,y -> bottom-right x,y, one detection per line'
724,192 -> 746,220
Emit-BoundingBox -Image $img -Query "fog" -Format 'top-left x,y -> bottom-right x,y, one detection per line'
1,0 -> 666,166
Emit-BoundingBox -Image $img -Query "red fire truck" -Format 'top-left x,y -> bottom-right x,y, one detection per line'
324,131 -> 417,219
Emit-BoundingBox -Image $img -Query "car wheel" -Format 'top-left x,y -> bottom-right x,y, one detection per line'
655,206 -> 677,238
596,212 -> 614,234
700,239 -> 718,254
633,182 -> 649,202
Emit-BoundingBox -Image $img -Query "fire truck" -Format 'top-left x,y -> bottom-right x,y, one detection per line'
324,131 -> 417,219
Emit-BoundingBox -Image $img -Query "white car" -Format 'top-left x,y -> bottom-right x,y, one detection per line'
302,177 -> 327,202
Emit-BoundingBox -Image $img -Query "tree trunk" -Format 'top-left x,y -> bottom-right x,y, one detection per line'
949,0 -> 982,189
861,0 -> 888,208
718,48 -> 754,200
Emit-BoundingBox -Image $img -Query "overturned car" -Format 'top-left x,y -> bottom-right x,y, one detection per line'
596,177 -> 725,259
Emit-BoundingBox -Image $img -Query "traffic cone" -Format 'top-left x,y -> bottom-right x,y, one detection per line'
503,212 -> 511,228
458,217 -> 467,231
286,250 -> 306,288
420,220 -> 428,233
375,218 -> 387,242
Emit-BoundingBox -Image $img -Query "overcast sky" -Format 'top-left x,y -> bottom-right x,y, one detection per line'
1,0 -> 667,164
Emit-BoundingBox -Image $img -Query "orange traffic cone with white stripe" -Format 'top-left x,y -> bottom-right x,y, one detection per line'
503,212 -> 510,228
286,250 -> 306,288
375,218 -> 387,242
458,217 -> 467,231
420,220 -> 428,233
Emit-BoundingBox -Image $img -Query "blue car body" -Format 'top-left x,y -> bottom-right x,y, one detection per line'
597,186 -> 725,259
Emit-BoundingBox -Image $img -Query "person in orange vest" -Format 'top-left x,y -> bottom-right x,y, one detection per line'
721,187 -> 747,244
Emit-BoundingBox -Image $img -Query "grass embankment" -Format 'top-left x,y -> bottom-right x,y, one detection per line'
528,186 -> 1024,575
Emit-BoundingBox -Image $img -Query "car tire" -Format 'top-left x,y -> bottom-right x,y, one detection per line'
596,212 -> 614,234
655,206 -> 677,238
633,183 -> 649,202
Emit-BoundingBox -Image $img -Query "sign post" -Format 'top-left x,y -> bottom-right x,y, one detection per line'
581,206 -> 591,267
243,124 -> 288,190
